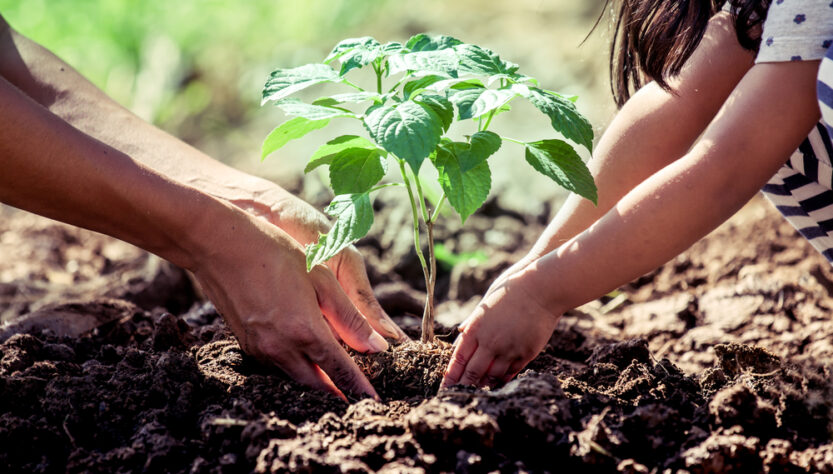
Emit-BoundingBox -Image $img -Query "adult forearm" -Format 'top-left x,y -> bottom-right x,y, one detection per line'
0,75 -> 225,270
0,23 -> 281,208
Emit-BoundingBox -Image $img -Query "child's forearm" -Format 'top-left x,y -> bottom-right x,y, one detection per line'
523,61 -> 822,315
527,12 -> 755,260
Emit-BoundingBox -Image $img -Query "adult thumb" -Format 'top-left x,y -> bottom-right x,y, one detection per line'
311,267 -> 389,353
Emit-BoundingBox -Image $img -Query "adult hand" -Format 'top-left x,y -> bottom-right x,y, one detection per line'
222,185 -> 409,342
191,202 -> 390,400
0,20 -> 406,395
441,262 -> 561,389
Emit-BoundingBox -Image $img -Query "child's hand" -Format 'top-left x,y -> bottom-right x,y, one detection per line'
441,263 -> 562,388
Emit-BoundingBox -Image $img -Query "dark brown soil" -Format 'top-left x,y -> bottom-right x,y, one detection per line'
2,194 -> 833,473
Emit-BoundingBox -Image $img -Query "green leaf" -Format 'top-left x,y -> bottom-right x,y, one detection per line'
466,131 -> 502,169
432,144 -> 492,223
446,78 -> 486,90
438,130 -> 501,172
329,148 -> 388,195
488,73 -> 538,86
312,92 -> 381,107
405,33 -> 463,52
387,49 -> 459,77
305,193 -> 374,270
413,92 -> 454,131
525,139 -> 597,204
325,36 -> 379,63
381,41 -> 407,55
522,87 -> 594,152
262,64 -> 339,104
305,135 -> 378,173
449,86 -> 518,120
454,44 -> 519,76
336,38 -> 383,75
405,77 -> 483,98
363,100 -> 444,172
313,94 -> 381,108
261,117 -> 330,159
274,99 -> 356,120
403,75 -> 446,99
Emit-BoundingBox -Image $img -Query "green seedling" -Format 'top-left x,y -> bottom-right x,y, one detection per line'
261,34 -> 596,342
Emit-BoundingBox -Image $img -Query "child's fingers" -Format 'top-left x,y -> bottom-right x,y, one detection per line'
457,349 -> 494,386
502,359 -> 527,383
441,333 -> 478,388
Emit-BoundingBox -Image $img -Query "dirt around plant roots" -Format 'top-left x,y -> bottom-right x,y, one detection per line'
3,196 -> 833,473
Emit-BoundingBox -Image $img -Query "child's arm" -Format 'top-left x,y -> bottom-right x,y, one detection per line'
442,58 -> 822,388
495,13 -> 753,288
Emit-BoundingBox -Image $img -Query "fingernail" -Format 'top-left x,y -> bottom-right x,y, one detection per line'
378,318 -> 399,338
368,331 -> 389,352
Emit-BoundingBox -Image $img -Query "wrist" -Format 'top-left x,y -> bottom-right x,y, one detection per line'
188,174 -> 328,245
126,183 -> 235,272
511,259 -> 569,320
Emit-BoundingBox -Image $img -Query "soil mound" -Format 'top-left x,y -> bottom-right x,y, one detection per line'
2,196 -> 833,472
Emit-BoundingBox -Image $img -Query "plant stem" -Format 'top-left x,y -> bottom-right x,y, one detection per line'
423,220 -> 436,342
388,76 -> 407,94
398,160 -> 433,342
342,79 -> 365,92
412,170 -> 431,223
429,194 -> 446,224
373,64 -> 382,94
500,135 -> 527,146
369,182 -> 403,193
481,109 -> 497,131
411,170 -> 438,342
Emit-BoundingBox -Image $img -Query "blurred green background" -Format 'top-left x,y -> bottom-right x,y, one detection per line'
0,0 -> 614,213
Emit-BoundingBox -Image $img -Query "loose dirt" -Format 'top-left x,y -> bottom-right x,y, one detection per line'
2,194 -> 833,473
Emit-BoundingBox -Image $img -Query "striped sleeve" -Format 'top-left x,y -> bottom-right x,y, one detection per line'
820,45 -> 833,137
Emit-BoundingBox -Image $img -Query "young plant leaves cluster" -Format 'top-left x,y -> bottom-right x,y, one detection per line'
261,33 -> 596,341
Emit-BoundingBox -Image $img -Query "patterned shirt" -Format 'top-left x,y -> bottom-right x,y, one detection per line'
756,0 -> 833,64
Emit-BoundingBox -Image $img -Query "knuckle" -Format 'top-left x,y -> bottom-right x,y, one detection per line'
287,322 -> 322,349
342,308 -> 371,336
355,288 -> 379,310
326,362 -> 361,392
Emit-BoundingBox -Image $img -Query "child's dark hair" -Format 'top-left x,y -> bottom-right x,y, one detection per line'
605,0 -> 771,107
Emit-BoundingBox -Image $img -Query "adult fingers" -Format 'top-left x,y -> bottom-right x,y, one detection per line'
266,348 -> 346,401
306,338 -> 380,401
480,358 -> 512,388
457,349 -> 494,386
311,266 -> 389,354
332,249 -> 408,341
441,333 -> 478,388
324,316 -> 342,343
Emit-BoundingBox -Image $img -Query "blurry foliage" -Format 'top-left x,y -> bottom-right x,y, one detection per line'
0,0 -> 613,204
0,0 -> 389,135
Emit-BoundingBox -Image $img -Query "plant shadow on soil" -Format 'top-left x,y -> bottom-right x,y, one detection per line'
3,195 -> 833,472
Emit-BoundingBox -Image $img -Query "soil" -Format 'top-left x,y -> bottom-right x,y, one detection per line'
3,194 -> 833,473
